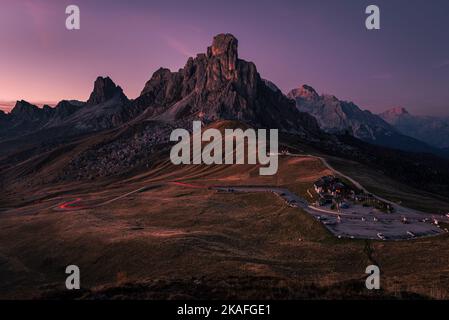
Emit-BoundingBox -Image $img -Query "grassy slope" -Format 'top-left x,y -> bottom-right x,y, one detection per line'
1,121 -> 449,299
1,152 -> 449,299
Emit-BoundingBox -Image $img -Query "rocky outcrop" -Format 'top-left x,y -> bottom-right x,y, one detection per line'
7,99 -> 83,126
379,107 -> 409,123
0,101 -> 47,140
61,122 -> 174,181
288,85 -> 394,140
3,35 -> 321,145
52,77 -> 130,131
87,76 -> 127,105
10,100 -> 48,122
134,34 -> 321,135
288,85 -> 319,102
42,100 -> 85,128
54,100 -> 84,117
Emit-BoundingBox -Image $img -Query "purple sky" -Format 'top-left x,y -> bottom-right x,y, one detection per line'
1,0 -> 448,116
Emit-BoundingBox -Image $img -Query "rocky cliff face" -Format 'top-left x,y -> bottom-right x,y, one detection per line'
0,101 -> 52,138
0,99 -> 85,137
134,34 -> 320,135
42,100 -> 85,128
288,85 -> 320,102
379,107 -> 409,124
58,77 -> 130,131
2,35 -> 321,144
288,85 -> 444,155
42,34 -> 323,181
87,76 -> 127,106
288,85 -> 393,140
10,100 -> 50,122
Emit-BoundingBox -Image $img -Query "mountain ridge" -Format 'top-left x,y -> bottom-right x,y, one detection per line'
130,33 -> 321,135
1,34 -> 321,143
380,107 -> 449,149
288,84 -> 448,157
1,34 -> 449,202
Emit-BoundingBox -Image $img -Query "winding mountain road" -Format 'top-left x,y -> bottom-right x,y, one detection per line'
52,153 -> 448,240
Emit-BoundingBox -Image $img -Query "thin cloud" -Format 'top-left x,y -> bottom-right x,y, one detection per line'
0,101 -> 15,113
434,59 -> 449,69
164,36 -> 195,58
23,0 -> 58,47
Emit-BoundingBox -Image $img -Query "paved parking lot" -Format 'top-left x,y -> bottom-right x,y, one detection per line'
213,186 -> 448,241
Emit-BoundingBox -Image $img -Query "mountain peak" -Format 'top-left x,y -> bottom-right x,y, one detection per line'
135,33 -> 320,134
87,76 -> 126,105
287,84 -> 319,101
208,33 -> 238,58
10,100 -> 46,121
207,33 -> 239,76
11,100 -> 38,114
379,107 -> 412,126
386,107 -> 410,115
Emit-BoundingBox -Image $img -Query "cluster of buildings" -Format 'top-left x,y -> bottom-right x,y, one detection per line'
313,175 -> 393,213
313,175 -> 353,208
314,176 -> 350,197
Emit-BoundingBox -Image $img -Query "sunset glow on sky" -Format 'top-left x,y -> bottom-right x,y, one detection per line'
1,0 -> 448,115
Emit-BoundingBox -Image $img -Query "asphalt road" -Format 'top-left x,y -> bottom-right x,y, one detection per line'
48,153 -> 449,240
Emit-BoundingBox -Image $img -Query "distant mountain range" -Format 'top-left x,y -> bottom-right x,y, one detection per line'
380,107 -> 449,149
288,85 -> 449,157
1,33 -> 449,198
0,34 -> 326,181
2,33 -> 447,159
0,76 -> 131,140
0,34 -> 320,147
0,100 -> 83,138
